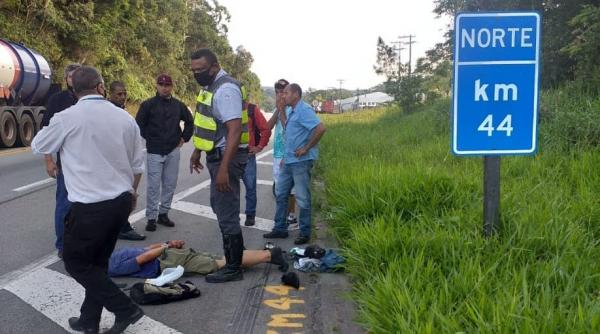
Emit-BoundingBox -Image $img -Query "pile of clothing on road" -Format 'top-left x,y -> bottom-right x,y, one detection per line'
288,245 -> 345,273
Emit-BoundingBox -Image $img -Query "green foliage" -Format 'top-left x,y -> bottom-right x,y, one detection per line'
431,0 -> 599,89
563,5 -> 600,95
0,0 -> 261,104
317,103 -> 600,333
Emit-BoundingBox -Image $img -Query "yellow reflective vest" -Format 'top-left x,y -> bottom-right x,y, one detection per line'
192,75 -> 248,152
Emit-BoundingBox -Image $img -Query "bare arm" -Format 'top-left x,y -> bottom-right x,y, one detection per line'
44,154 -> 58,178
135,245 -> 166,265
136,240 -> 185,265
295,123 -> 327,157
266,109 -> 279,130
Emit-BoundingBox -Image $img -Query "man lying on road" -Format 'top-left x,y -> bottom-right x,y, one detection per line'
108,240 -> 288,278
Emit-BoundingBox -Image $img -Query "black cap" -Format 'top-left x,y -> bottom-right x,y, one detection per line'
281,272 -> 300,289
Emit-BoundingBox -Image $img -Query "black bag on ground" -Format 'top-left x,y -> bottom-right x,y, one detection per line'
129,281 -> 201,305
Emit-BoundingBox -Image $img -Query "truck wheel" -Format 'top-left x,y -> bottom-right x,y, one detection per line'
0,111 -> 17,147
34,110 -> 44,133
17,113 -> 35,147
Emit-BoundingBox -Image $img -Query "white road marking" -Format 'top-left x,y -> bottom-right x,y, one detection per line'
257,161 -> 273,166
255,149 -> 273,160
5,268 -> 182,334
257,179 -> 274,186
0,253 -> 59,290
12,178 -> 55,192
171,201 -> 277,232
128,179 -> 212,226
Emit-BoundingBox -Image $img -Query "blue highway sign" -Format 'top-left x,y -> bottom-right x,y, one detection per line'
452,12 -> 541,155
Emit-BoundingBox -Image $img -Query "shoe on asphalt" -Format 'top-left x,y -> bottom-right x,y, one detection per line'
145,219 -> 157,232
157,213 -> 175,227
68,317 -> 99,334
263,230 -> 289,239
269,247 -> 289,272
294,235 -> 310,245
57,249 -> 63,259
244,215 -> 256,226
118,230 -> 146,241
104,307 -> 144,334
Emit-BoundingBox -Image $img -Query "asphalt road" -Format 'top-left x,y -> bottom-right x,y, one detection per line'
0,143 -> 361,334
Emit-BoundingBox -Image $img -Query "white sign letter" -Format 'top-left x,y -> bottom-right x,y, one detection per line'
462,29 -> 475,48
475,79 -> 489,101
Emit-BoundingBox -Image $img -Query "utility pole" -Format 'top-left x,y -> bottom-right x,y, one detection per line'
337,79 -> 344,112
391,41 -> 405,80
398,34 -> 416,77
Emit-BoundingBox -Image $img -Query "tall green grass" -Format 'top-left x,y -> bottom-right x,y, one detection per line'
317,92 -> 600,333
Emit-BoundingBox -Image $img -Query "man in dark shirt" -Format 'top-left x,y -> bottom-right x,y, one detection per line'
108,81 -> 146,241
41,63 -> 80,258
135,74 -> 193,232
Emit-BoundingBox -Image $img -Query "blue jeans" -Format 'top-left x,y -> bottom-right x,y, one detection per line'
273,160 -> 313,237
242,155 -> 257,216
55,171 -> 72,251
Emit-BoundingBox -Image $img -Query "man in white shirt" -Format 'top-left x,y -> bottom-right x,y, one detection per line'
32,66 -> 145,334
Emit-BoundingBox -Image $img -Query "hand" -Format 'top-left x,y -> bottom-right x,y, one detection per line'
130,192 -> 138,213
216,167 -> 231,192
276,95 -> 286,112
249,146 -> 263,154
190,149 -> 204,174
295,146 -> 308,157
167,240 -> 185,249
177,138 -> 184,148
45,159 -> 58,178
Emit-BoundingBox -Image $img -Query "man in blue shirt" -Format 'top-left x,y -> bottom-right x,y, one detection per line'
264,83 -> 326,244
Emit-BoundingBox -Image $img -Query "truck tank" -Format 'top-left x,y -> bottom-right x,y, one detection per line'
0,39 -> 52,147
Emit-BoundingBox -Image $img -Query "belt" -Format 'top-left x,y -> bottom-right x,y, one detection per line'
207,147 -> 248,156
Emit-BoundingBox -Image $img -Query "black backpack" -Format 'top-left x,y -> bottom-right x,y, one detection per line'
247,104 -> 262,146
129,281 -> 201,305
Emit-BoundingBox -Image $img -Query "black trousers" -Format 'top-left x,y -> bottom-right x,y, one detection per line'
63,192 -> 137,327
206,148 -> 248,235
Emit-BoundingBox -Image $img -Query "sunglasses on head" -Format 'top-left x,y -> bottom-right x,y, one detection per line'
275,82 -> 288,90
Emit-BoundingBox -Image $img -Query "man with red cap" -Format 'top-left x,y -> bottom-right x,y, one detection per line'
136,74 -> 194,232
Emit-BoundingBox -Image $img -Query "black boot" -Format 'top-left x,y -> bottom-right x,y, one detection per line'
206,233 -> 244,283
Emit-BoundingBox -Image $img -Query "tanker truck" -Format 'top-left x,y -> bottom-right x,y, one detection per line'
0,38 -> 53,147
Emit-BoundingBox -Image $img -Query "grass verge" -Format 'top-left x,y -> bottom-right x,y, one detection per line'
316,96 -> 600,333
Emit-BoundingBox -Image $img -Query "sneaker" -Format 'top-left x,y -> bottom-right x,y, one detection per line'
294,235 -> 310,245
118,230 -> 146,241
157,213 -> 175,227
57,249 -> 63,259
287,214 -> 297,225
145,219 -> 157,232
244,215 -> 256,226
263,230 -> 289,239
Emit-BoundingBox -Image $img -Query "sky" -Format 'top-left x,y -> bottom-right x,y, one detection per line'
218,0 -> 449,91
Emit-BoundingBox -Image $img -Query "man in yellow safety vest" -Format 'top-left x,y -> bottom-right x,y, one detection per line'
189,48 -> 249,283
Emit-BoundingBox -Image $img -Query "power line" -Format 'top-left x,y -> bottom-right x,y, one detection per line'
398,34 -> 416,77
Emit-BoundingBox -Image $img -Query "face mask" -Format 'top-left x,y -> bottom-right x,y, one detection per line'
194,69 -> 216,86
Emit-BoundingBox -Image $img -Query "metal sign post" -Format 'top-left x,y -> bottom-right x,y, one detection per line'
452,12 -> 541,236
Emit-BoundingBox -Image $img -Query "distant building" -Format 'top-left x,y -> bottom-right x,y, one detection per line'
336,92 -> 394,112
